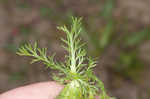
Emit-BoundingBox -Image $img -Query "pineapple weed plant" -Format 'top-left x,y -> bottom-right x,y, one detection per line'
17,17 -> 115,99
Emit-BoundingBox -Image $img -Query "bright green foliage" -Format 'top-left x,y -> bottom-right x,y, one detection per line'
17,17 -> 114,99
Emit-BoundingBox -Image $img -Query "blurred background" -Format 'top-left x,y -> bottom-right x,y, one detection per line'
0,0 -> 150,99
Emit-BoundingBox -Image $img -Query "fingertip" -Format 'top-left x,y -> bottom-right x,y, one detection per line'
0,81 -> 64,99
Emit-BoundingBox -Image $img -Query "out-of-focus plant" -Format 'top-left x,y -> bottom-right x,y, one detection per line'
115,51 -> 144,81
99,20 -> 114,49
100,0 -> 115,20
81,0 -> 150,81
122,29 -> 150,47
40,6 -> 53,18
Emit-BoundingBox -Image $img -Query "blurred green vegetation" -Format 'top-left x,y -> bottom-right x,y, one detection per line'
79,0 -> 150,82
